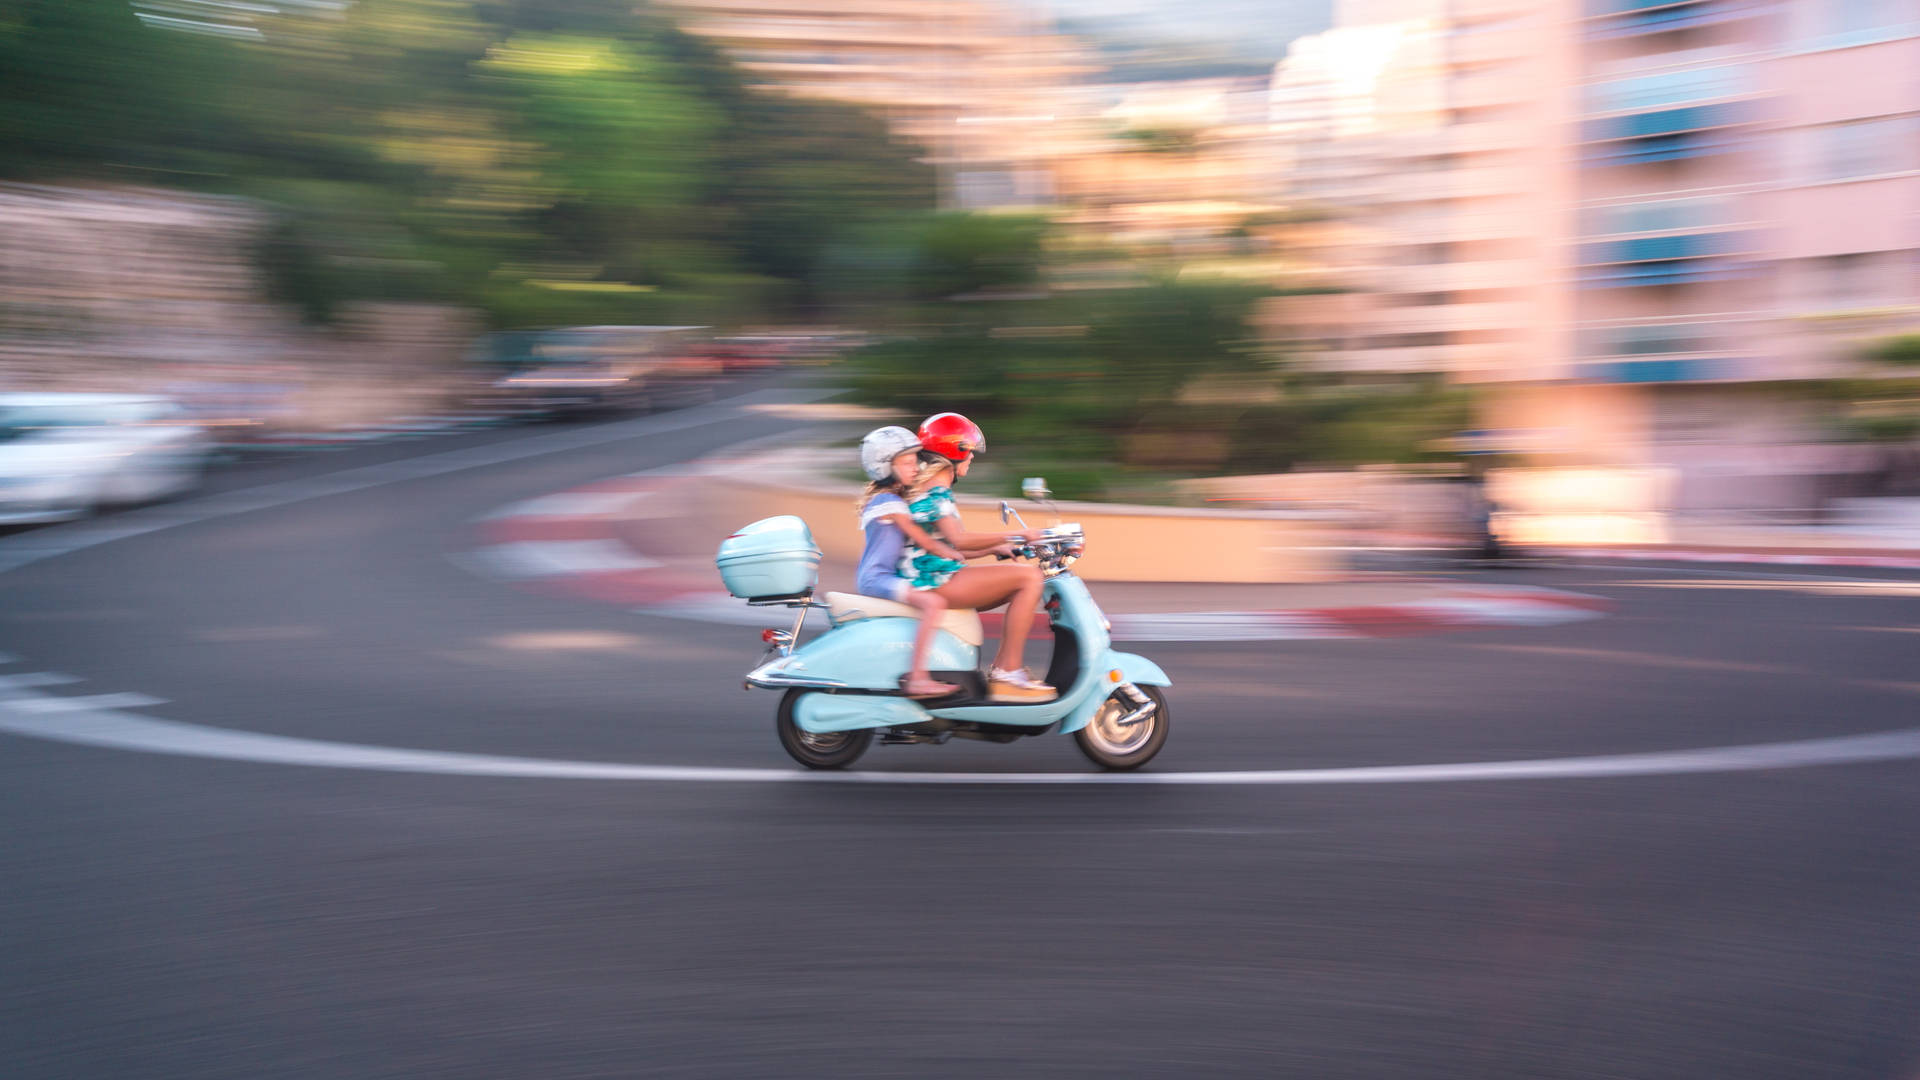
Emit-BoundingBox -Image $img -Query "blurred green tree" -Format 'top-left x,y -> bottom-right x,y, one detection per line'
1862,334 -> 1920,368
0,0 -> 934,327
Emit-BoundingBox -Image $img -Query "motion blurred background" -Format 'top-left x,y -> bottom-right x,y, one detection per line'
2,0 -> 1916,548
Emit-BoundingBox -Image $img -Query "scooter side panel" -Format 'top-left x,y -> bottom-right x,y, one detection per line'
765,617 -> 977,691
927,635 -> 1105,727
1049,576 -> 1110,654
794,692 -> 930,733
925,575 -> 1113,728
1057,650 -> 1170,734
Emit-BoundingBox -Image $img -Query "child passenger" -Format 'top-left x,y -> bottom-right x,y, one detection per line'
856,427 -> 970,698
855,420 -> 1055,702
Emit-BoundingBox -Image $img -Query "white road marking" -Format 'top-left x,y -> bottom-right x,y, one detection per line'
0,685 -> 1914,785
0,672 -> 81,689
8,692 -> 168,714
0,652 -> 19,664
470,540 -> 661,578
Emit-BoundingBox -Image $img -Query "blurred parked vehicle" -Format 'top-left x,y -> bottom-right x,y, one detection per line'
708,335 -> 789,374
0,393 -> 210,524
472,326 -> 709,419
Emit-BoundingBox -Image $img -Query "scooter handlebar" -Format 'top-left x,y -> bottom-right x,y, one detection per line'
1003,525 -> 1085,570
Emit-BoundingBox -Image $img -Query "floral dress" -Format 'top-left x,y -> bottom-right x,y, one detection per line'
898,485 -> 966,590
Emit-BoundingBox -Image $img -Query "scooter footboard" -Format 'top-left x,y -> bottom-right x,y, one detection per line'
795,692 -> 930,734
1058,650 -> 1170,734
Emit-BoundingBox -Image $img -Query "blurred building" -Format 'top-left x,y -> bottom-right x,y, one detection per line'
0,183 -> 472,428
652,0 -> 1092,208
1048,76 -> 1284,248
1275,0 -> 1920,508
0,184 -> 274,375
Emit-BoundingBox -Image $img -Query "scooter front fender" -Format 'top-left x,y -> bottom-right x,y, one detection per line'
1058,650 -> 1171,734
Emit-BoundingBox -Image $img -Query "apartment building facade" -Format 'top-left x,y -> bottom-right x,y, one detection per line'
652,0 -> 1088,208
1281,0 -> 1920,505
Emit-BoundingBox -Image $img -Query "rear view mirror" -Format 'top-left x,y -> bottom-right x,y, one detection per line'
999,500 -> 1015,524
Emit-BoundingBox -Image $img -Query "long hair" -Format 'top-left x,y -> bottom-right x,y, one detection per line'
857,452 -> 952,514
857,474 -> 906,513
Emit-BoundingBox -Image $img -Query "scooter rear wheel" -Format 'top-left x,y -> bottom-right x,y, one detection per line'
1074,685 -> 1169,770
775,689 -> 873,770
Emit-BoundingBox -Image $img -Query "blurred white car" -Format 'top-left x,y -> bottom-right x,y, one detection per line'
0,393 -> 211,525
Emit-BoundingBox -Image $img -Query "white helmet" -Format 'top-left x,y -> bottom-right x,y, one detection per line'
860,426 -> 922,481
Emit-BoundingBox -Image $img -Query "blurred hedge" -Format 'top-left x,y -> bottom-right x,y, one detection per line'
844,275 -> 1473,501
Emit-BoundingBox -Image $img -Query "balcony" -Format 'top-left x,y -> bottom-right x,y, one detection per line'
1579,320 -> 1741,354
1319,343 -> 1502,374
1573,357 -> 1736,381
1585,0 -> 1764,38
1581,230 -> 1749,263
1447,24 -> 1530,67
1585,101 -> 1745,140
1374,301 -> 1527,335
1578,230 -> 1754,286
1380,259 -> 1532,292
1585,131 -> 1745,165
1450,71 -> 1517,111
1452,0 -> 1530,24
1582,102 -> 1751,166
1449,122 -> 1528,155
1371,166 -> 1526,203
1378,121 -> 1527,157
1585,195 -> 1736,238
1393,211 -> 1526,244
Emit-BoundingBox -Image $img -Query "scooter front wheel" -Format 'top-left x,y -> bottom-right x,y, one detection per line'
775,690 -> 873,770
1075,685 -> 1169,770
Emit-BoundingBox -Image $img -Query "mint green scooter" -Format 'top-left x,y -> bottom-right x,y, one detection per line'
717,480 -> 1171,771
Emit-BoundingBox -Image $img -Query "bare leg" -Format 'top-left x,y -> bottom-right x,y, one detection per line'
934,563 -> 1045,672
900,589 -> 955,696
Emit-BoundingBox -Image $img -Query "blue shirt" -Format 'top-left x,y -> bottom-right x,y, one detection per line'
855,492 -> 909,599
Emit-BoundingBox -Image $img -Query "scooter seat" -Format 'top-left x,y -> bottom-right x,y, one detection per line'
822,591 -> 984,648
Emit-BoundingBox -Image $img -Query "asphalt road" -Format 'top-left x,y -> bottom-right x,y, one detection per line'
3,379 -> 1917,1079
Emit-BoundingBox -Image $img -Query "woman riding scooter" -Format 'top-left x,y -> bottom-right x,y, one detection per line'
854,414 -> 1055,702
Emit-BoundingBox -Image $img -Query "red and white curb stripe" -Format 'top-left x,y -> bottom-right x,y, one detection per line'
463,475 -> 1613,643
1552,547 -> 1920,571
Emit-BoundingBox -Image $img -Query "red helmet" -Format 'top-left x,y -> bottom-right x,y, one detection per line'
918,412 -> 985,462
